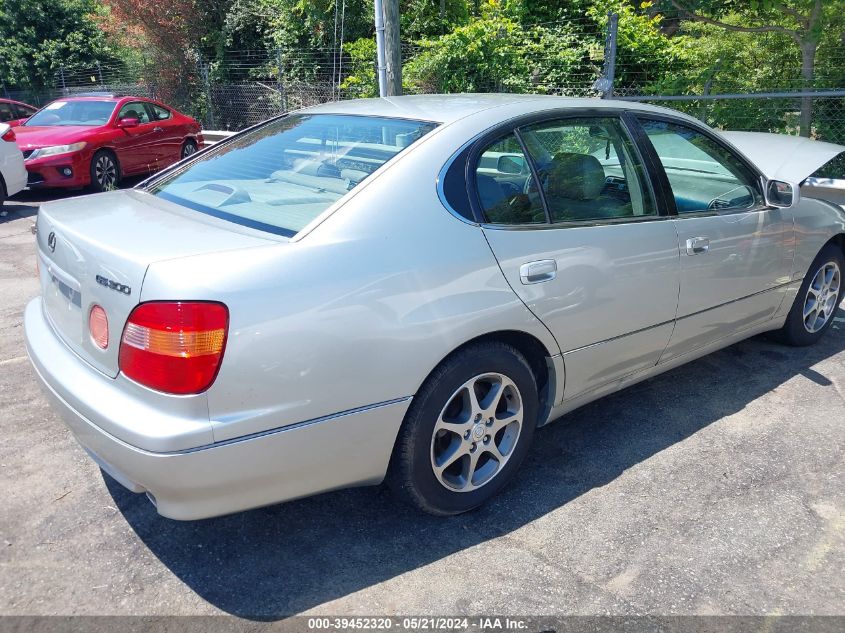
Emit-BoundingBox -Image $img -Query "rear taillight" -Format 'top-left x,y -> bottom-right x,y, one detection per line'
118,301 -> 228,395
1,129 -> 15,142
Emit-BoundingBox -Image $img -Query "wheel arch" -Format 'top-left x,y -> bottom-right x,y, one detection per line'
415,329 -> 563,428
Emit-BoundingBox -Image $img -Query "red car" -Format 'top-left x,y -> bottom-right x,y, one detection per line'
14,94 -> 204,192
0,98 -> 38,127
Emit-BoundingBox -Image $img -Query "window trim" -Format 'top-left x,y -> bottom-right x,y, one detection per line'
463,108 -> 667,230
628,112 -> 770,219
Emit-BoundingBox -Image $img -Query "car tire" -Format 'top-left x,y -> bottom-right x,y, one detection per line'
89,150 -> 120,193
773,243 -> 843,346
181,140 -> 198,160
388,341 -> 538,515
0,178 -> 6,212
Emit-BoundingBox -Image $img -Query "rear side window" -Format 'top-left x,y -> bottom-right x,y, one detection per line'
149,114 -> 437,237
147,104 -> 171,121
520,117 -> 655,223
0,102 -> 13,122
14,104 -> 36,119
474,133 -> 545,225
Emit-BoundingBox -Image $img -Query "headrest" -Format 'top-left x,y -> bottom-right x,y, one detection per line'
547,152 -> 605,201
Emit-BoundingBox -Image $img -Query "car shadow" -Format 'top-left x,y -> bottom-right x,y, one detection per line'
106,310 -> 845,619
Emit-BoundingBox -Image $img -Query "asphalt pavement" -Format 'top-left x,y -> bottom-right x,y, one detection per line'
0,188 -> 843,619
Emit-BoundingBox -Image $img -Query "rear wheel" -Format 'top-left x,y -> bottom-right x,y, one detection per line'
89,150 -> 120,193
774,243 -> 843,346
389,342 -> 538,515
181,140 -> 198,159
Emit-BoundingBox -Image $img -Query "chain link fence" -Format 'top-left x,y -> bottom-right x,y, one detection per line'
4,14 -> 844,144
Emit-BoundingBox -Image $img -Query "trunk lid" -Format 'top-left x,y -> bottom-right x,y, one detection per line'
36,189 -> 277,377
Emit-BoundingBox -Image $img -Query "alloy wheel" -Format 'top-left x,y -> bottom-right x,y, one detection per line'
803,261 -> 840,333
182,143 -> 197,159
95,155 -> 117,190
430,372 -> 522,492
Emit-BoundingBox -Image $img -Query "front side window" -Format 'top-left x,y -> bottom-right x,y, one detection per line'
148,114 -> 437,237
118,102 -> 151,124
25,100 -> 116,127
638,118 -> 762,213
519,117 -> 656,223
474,133 -> 546,225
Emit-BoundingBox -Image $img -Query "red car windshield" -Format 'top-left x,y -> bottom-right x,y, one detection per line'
26,100 -> 116,127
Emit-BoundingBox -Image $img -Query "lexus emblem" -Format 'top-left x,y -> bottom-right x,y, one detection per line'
47,231 -> 57,253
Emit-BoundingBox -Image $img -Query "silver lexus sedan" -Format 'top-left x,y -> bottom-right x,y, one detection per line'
25,95 -> 845,519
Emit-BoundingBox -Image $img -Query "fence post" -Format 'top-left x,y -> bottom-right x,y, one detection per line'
59,65 -> 67,95
601,12 -> 618,99
276,47 -> 288,113
96,61 -> 104,86
200,59 -> 216,129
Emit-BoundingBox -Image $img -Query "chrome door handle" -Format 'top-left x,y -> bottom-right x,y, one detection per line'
686,236 -> 710,255
153,126 -> 164,132
520,259 -> 557,284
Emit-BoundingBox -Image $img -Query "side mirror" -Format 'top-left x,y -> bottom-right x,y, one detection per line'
497,154 -> 526,175
117,117 -> 139,128
764,179 -> 799,208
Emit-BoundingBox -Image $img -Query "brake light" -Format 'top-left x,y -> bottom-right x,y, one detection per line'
1,128 -> 15,142
118,301 -> 228,395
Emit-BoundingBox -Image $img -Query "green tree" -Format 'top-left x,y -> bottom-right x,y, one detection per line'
0,0 -> 123,91
664,0 -> 844,136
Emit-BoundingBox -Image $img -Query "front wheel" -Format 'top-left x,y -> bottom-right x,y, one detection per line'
89,150 -> 120,193
389,342 -> 538,515
774,243 -> 843,346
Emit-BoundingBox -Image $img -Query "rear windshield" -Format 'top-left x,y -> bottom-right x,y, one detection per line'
26,100 -> 116,126
148,114 -> 438,237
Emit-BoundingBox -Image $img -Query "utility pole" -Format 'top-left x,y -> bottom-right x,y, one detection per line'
374,0 -> 388,97
383,0 -> 402,95
374,0 -> 401,97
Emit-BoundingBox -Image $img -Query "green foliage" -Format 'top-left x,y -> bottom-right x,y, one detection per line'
340,37 -> 379,98
0,0 -> 124,90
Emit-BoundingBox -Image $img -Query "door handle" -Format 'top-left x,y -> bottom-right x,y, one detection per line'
685,236 -> 710,255
520,259 -> 557,284
153,126 -> 164,132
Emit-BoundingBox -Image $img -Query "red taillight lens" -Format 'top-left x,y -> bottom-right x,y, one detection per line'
89,305 -> 109,349
118,301 -> 228,395
1,129 -> 15,142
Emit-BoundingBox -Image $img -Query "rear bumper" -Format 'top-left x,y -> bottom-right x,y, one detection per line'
24,297 -> 410,519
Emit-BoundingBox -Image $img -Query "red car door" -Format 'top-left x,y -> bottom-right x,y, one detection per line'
112,101 -> 160,175
144,102 -> 183,169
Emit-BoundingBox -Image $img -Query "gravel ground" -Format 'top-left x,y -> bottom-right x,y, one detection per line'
0,189 -> 843,620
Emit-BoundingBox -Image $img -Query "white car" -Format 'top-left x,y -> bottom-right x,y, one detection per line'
24,95 -> 845,519
0,122 -> 27,209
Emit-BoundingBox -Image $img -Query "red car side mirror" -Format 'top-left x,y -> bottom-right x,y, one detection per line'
117,117 -> 139,128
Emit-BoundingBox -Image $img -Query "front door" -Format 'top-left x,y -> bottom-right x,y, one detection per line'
477,114 -> 681,400
112,101 -> 159,175
634,117 -> 794,362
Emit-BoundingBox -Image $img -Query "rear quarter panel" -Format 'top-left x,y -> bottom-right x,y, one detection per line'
140,116 -> 561,442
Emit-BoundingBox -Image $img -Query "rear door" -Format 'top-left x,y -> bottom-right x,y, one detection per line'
476,112 -> 681,400
633,116 -> 793,362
